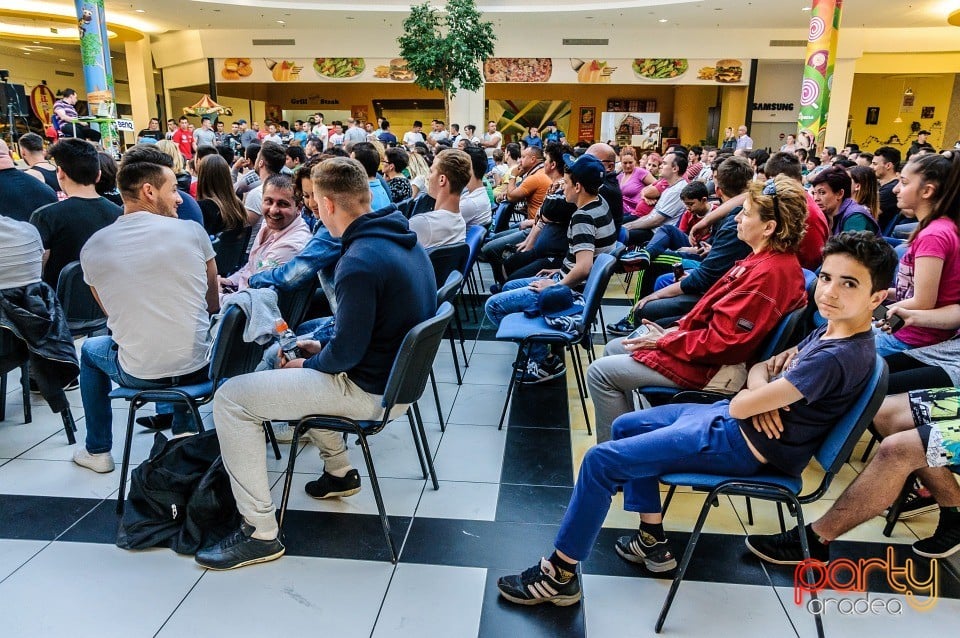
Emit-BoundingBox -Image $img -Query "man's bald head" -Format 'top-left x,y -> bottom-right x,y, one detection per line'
586,143 -> 616,173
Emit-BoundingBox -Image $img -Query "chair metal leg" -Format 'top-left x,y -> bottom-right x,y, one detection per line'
883,476 -> 915,537
429,369 -> 446,432
498,343 -> 529,430
793,497 -> 826,638
407,409 -> 428,480
448,329 -> 463,385
60,408 -> 77,445
278,424 -> 305,531
571,346 -> 588,399
661,485 -> 677,516
453,305 -> 469,367
263,421 -> 281,460
776,502 -> 786,532
598,306 -> 608,343
655,488 -> 715,633
1,371 -> 7,421
116,400 -> 141,515
355,429 -> 398,563
21,363 -> 31,424
413,402 -> 439,490
746,496 -> 754,526
568,346 -> 592,436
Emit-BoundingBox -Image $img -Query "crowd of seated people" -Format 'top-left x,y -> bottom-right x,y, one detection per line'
4,114 -> 959,620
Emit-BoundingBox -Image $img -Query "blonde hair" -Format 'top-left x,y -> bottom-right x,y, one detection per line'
155,139 -> 185,174
746,174 -> 807,253
312,156 -> 371,212
407,151 -> 430,180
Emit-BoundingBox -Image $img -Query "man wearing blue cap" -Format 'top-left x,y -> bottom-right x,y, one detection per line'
485,153 -> 617,383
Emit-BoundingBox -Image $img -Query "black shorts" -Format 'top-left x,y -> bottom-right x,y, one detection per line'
909,387 -> 960,469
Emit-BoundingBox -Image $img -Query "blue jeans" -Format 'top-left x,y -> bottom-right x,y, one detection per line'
874,329 -> 911,357
79,336 -> 204,454
484,275 -> 556,363
553,401 -> 763,561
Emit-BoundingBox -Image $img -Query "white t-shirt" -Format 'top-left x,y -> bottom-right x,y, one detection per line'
653,179 -> 688,225
408,209 -> 466,249
80,212 -> 215,379
244,184 -> 264,250
459,187 -> 492,228
403,131 -> 425,148
482,131 -> 503,158
0,216 -> 42,289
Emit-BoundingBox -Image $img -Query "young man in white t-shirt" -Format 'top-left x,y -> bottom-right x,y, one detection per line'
74,151 -> 219,473
408,149 -> 470,248
481,120 -> 503,173
459,146 -> 493,228
403,120 -> 426,149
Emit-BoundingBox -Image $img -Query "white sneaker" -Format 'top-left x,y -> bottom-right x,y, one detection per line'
72,447 -> 116,473
271,422 -> 294,444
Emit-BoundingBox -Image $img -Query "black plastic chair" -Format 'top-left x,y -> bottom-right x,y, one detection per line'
213,226 -> 254,276
488,201 -> 512,238
56,261 -> 107,338
0,330 -> 31,424
277,302 -> 456,563
428,243 -> 471,383
429,271 -> 463,432
654,357 -> 888,638
494,253 -> 618,433
275,277 -> 320,331
110,305 -> 267,514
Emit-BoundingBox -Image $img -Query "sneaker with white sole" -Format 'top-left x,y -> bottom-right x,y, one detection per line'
912,511 -> 960,559
615,531 -> 677,572
518,357 -> 566,384
497,557 -> 582,606
72,447 -> 115,473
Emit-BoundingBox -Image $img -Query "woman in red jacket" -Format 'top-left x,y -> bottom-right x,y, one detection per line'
587,174 -> 809,442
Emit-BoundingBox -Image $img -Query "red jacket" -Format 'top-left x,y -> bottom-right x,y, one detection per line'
633,250 -> 807,389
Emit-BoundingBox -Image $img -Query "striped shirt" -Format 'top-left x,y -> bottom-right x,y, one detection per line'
561,197 -> 617,277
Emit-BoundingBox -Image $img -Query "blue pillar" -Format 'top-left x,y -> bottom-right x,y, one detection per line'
74,0 -> 118,151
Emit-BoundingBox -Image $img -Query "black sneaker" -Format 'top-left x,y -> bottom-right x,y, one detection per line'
63,378 -> 79,391
497,558 -> 582,606
607,317 -> 635,337
304,469 -> 362,499
136,414 -> 174,431
912,511 -> 960,559
518,357 -> 566,384
194,523 -> 285,570
883,489 -> 938,519
615,531 -> 677,572
745,525 -> 829,565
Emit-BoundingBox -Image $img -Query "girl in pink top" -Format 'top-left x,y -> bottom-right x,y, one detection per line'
878,151 -> 960,354
617,148 -> 655,216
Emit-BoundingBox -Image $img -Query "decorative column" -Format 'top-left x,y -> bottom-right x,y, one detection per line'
797,0 -> 843,149
74,0 -> 118,151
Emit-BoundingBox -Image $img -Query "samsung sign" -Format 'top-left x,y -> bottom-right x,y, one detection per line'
753,102 -> 795,112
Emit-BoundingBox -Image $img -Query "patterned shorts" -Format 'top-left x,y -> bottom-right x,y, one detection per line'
910,387 -> 960,469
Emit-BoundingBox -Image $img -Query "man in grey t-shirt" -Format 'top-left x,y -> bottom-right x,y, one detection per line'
73,155 -> 219,474
193,117 -> 217,149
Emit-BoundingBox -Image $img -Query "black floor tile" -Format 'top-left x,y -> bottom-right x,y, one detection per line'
510,380 -> 570,429
501,427 -> 574,488
479,569 -> 585,638
0,495 -> 102,541
282,510 -> 410,562
401,517 -> 561,571
58,499 -> 122,545
496,484 -> 572,525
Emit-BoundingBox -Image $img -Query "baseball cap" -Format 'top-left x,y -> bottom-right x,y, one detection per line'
562,153 -> 605,191
237,119 -> 247,124
523,285 -> 582,318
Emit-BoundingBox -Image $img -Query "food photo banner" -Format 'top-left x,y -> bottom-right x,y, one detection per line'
214,57 -> 750,85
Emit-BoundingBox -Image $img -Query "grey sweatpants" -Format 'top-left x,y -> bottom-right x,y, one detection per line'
586,338 -> 679,444
213,367 -> 398,537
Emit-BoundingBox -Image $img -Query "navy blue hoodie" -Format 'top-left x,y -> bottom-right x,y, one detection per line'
304,206 -> 437,395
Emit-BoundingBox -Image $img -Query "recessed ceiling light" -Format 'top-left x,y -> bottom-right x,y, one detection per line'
23,52 -> 29,55
59,58 -> 66,62
658,18 -> 669,23
276,20 -> 285,24
802,6 -> 811,10
135,9 -> 146,13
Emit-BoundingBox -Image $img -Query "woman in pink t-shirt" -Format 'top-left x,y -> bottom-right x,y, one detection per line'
878,151 -> 960,355
617,147 -> 655,219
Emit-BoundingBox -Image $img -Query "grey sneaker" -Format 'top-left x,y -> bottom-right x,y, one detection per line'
72,447 -> 115,473
615,531 -> 677,572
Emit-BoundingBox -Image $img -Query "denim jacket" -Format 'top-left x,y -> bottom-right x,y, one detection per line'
247,225 -> 341,292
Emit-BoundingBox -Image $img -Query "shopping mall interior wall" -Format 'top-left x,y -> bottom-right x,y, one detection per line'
0,52 -> 131,106
673,85 -> 718,147
169,89 -> 266,129
847,73 -> 957,155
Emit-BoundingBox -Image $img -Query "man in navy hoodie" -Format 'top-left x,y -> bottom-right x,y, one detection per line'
197,157 -> 437,570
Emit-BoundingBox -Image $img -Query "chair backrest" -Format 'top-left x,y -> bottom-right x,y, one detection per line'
755,305 -> 807,361
56,261 -> 107,334
814,356 -> 888,476
490,201 -> 512,235
579,252 -> 618,334
381,302 -> 456,410
437,270 -> 464,305
427,243 -> 470,288
275,278 -> 319,330
610,241 -> 627,260
208,305 -> 265,385
213,226 -> 253,276
464,225 -> 487,272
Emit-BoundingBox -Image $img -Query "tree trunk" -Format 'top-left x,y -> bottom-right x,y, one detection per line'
443,82 -> 451,127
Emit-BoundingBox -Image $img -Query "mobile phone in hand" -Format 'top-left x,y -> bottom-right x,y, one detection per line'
872,304 -> 905,333
626,325 -> 650,340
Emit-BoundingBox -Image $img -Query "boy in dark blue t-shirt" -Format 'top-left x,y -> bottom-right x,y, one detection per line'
496,231 -> 897,607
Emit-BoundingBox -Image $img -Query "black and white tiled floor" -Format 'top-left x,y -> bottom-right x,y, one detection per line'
1,280 -> 959,637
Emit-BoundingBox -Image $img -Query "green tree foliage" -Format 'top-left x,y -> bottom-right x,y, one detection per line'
398,0 -> 496,121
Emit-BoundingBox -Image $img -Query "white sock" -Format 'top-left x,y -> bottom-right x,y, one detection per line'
326,465 -> 352,478
250,530 -> 277,541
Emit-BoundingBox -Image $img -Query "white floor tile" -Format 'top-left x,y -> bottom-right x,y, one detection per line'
460,353 -> 519,386
0,458 -> 119,499
373,563 -> 486,638
415,480 -> 500,521
583,575 -> 797,637
0,541 -> 202,638
432,425 -> 506,483
158,556 -> 393,637
0,417 -> 66,459
269,472 -> 425,517
447,384 -> 509,426
0,539 -> 48,581
23,408 -> 158,466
